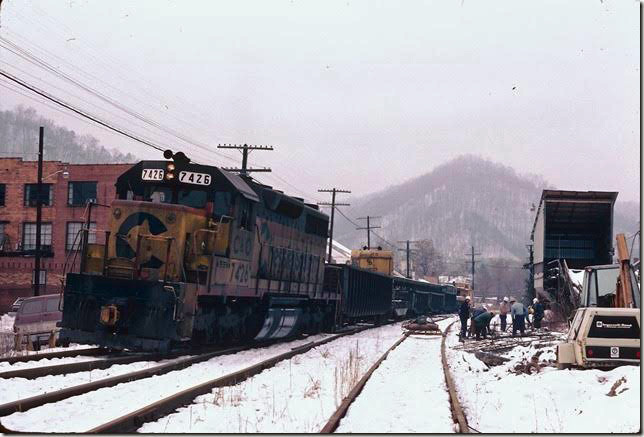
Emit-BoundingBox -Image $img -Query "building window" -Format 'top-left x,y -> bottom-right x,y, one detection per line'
66,222 -> 97,251
22,222 -> 52,251
68,181 -> 97,206
0,184 -> 5,206
0,222 -> 7,251
24,184 -> 53,207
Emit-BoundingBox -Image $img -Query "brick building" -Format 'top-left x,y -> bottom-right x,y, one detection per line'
0,158 -> 133,312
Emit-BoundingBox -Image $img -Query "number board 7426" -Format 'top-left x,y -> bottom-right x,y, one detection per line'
179,171 -> 211,186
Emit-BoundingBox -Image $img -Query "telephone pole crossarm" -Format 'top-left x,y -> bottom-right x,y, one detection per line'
356,216 -> 382,250
217,144 -> 274,175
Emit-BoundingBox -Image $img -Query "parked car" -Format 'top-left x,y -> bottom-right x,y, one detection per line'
14,294 -> 63,350
10,297 -> 26,313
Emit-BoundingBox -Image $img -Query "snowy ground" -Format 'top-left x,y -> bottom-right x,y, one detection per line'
446,318 -> 641,433
335,334 -> 455,433
0,314 -> 14,333
138,324 -> 407,433
1,332 -> 336,432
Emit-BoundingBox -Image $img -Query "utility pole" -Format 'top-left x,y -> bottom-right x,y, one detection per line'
465,246 -> 481,300
217,144 -> 273,175
397,240 -> 420,279
523,243 -> 535,300
317,188 -> 351,263
34,126 -> 44,296
356,216 -> 381,250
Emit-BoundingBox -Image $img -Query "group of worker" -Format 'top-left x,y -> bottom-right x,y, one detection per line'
458,295 -> 545,341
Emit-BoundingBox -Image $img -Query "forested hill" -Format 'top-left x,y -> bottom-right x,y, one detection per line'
334,155 -> 639,262
0,105 -> 136,163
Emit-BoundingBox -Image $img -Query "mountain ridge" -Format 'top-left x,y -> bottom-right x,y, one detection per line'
334,155 -> 639,264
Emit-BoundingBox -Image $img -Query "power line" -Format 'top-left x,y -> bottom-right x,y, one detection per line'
0,68 -> 170,152
0,36 -> 239,165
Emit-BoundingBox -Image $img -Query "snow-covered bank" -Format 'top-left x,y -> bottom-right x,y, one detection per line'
445,321 -> 640,433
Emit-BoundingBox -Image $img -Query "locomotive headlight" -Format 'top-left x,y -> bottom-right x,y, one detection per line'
113,208 -> 121,219
166,162 -> 176,180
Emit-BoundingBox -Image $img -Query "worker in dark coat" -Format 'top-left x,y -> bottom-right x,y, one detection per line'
470,306 -> 487,337
474,311 -> 495,340
532,298 -> 545,329
458,296 -> 471,340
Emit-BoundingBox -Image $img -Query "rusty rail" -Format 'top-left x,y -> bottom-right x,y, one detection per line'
86,327 -> 373,433
319,333 -> 410,433
441,320 -> 469,433
0,352 -> 160,380
0,347 -> 104,365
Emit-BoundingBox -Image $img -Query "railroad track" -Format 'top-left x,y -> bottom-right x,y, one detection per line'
0,351 -> 161,379
0,347 -> 104,365
1,320 -> 458,433
319,317 -> 471,433
86,326 -> 374,433
0,324 -> 381,433
0,342 -> 261,417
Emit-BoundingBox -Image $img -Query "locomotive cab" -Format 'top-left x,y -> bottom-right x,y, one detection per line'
59,158 -> 263,351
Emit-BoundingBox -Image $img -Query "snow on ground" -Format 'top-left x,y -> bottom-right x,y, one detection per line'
0,314 -> 14,333
445,320 -> 640,433
336,334 -> 455,433
1,332 -> 336,432
138,324 -> 406,433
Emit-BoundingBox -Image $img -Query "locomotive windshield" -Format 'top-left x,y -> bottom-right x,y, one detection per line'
119,184 -> 208,208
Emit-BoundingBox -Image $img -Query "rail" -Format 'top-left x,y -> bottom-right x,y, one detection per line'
319,333 -> 410,433
441,320 -> 469,433
86,326 -> 374,433
0,347 -> 103,365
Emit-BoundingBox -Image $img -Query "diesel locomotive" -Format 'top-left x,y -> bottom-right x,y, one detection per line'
59,151 -> 456,352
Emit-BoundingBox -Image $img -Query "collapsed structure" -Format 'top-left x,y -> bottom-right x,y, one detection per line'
530,190 -> 618,317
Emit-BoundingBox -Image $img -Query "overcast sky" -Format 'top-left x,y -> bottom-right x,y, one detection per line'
0,0 -> 640,202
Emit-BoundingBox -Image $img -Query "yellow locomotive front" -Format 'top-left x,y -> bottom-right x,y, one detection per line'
59,154 -> 246,351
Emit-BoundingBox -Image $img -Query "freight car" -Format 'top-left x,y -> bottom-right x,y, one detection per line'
392,277 -> 457,317
350,248 -> 458,317
323,263 -> 393,325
